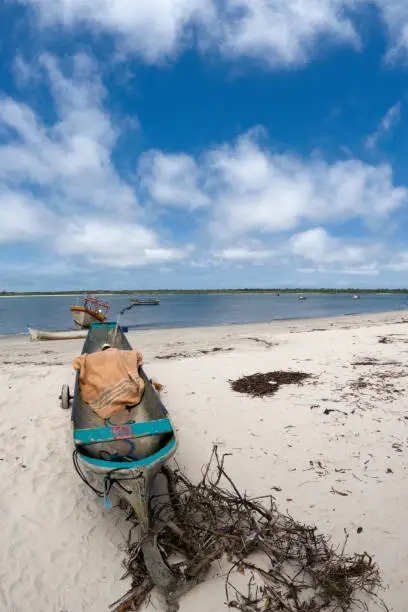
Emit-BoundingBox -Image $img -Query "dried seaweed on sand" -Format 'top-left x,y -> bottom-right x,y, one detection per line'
111,448 -> 386,612
230,371 -> 312,398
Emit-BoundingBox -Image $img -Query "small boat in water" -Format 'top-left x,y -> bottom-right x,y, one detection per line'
70,295 -> 109,328
64,321 -> 177,592
352,294 -> 360,300
28,327 -> 89,341
297,295 -> 307,301
131,296 -> 160,305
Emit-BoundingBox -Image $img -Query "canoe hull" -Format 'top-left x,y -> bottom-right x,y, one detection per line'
71,322 -> 177,527
28,328 -> 88,341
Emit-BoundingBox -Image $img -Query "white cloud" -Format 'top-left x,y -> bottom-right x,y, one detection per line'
137,131 -> 407,275
12,0 -> 362,68
290,229 -> 408,277
0,189 -> 54,242
16,0 -> 213,63
2,53 -> 408,283
290,227 -> 378,265
341,263 -> 380,275
298,264 -> 379,275
57,218 -> 189,268
384,251 -> 408,271
0,54 -> 187,268
138,151 -> 210,209
208,228 -> 389,277
197,131 -> 407,239
215,247 -> 275,262
16,0 -> 408,69
366,101 -> 402,149
374,1 -> 408,62
214,0 -> 359,66
211,228 -> 384,275
1,53 -> 135,213
13,0 -> 408,68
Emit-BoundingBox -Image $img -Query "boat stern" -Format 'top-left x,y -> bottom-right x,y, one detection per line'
77,435 -> 177,528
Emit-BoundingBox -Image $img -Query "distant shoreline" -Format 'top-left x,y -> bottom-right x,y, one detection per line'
1,289 -> 408,297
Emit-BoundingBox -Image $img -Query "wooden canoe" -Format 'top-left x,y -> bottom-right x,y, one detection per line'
68,321 -> 177,592
131,298 -> 160,305
28,327 -> 89,341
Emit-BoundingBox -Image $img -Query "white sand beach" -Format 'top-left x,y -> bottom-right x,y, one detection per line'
2,310 -> 408,611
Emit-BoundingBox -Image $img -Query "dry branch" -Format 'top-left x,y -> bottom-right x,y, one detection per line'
111,447 -> 386,612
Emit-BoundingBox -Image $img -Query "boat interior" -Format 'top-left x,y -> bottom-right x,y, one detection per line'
72,324 -> 174,464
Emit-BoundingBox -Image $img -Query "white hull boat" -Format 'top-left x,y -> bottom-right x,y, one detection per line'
28,328 -> 88,341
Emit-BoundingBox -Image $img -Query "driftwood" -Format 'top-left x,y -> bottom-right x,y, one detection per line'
111,447 -> 386,612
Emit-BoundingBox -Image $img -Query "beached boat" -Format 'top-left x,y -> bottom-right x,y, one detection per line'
70,295 -> 109,329
28,327 -> 89,341
131,297 -> 160,305
63,321 -> 177,591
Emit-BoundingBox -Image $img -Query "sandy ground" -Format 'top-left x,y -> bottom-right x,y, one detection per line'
2,310 -> 408,611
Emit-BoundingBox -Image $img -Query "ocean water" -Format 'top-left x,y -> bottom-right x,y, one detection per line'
0,293 -> 408,336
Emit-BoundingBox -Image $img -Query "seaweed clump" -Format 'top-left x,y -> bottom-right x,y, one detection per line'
230,371 -> 312,398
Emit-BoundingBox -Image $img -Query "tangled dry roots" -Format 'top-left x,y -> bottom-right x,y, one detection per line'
111,447 -> 386,612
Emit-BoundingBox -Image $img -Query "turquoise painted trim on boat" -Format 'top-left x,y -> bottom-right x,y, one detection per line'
79,437 -> 176,469
91,322 -> 117,329
74,418 -> 173,445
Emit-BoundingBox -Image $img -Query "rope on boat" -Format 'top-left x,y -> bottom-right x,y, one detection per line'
72,446 -> 144,508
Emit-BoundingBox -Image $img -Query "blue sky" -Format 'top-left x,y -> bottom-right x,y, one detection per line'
2,1 -> 408,290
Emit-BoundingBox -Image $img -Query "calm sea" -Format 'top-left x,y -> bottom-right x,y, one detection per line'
0,293 -> 408,336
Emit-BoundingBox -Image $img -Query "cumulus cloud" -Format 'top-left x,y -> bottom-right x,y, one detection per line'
384,251 -> 408,271
2,53 -> 408,282
1,53 -> 134,213
143,131 -> 406,239
138,151 -> 210,209
13,0 -> 408,68
11,0 -> 362,67
290,227 -> 379,265
211,228 -> 383,274
215,134 -> 406,236
135,130 -> 408,276
0,189 -> 54,243
141,134 -> 407,244
0,54 -> 186,268
15,0 -> 213,63
214,247 -> 276,263
57,218 -> 189,268
214,0 -> 359,66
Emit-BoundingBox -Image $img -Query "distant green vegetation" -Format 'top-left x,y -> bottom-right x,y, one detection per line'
1,288 -> 408,296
